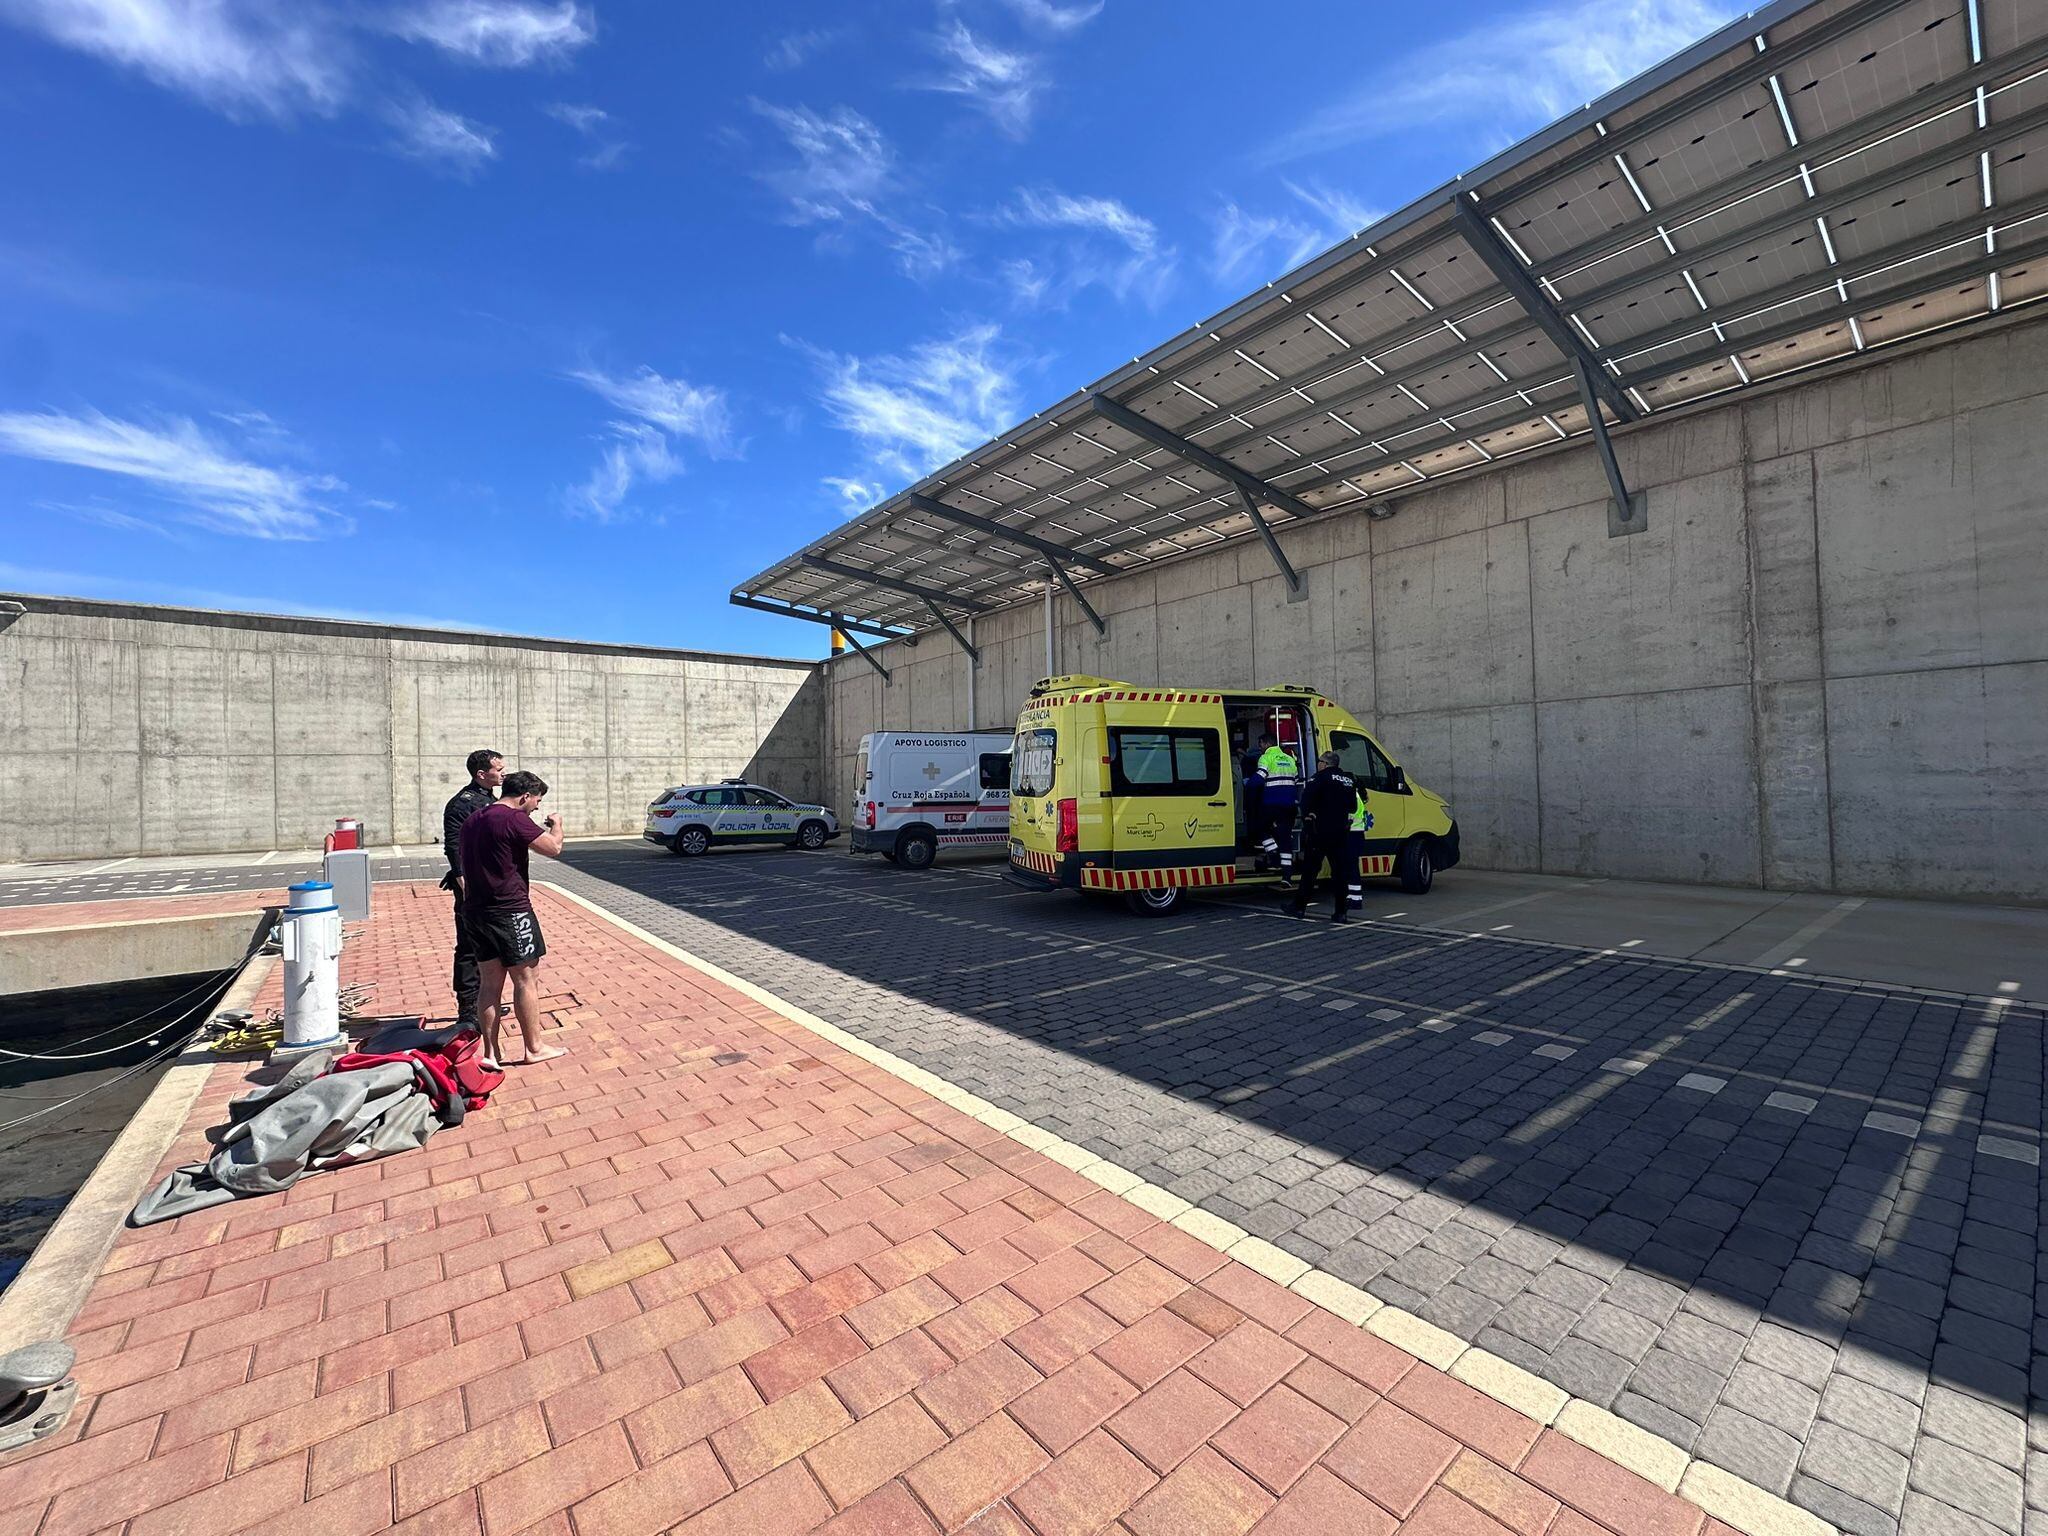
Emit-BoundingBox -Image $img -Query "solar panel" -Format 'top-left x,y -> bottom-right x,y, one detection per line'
735,0 -> 2048,640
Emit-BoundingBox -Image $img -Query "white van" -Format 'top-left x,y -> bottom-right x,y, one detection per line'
850,731 -> 1013,870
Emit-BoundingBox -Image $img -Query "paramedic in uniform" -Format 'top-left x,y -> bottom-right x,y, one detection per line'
1247,731 -> 1300,878
1291,750 -> 1358,922
440,748 -> 503,1026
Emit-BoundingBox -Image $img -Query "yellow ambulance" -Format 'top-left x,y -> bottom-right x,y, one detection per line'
1006,676 -> 1460,916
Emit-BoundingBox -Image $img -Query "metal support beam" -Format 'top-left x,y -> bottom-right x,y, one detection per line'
1048,560 -> 1106,637
1450,197 -> 1638,425
1572,358 -> 1643,536
922,598 -> 979,664
729,593 -> 913,643
1087,391 -> 1325,523
832,618 -> 890,683
903,493 -> 1117,575
800,555 -> 990,613
1235,487 -> 1304,596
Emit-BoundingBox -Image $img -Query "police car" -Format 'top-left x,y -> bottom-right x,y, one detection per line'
643,779 -> 840,856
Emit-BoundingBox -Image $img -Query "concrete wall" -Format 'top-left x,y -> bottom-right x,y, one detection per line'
822,312 -> 2048,903
0,599 -> 824,863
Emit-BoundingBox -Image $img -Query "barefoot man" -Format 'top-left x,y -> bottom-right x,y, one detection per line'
457,770 -> 568,1067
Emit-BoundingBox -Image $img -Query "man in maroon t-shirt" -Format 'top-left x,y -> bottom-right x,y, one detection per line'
457,770 -> 568,1067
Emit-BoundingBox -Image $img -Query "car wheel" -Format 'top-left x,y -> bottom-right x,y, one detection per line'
1397,836 -> 1434,894
1123,886 -> 1182,917
675,826 -> 711,857
796,820 -> 829,850
897,830 -> 938,871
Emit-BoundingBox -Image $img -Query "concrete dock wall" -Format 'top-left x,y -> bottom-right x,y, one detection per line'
822,312 -> 2048,902
0,600 -> 824,862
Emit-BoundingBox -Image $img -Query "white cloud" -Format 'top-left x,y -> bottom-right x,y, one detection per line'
544,100 -> 628,169
565,364 -> 734,521
802,323 -> 1025,485
388,0 -> 593,67
0,407 -> 348,539
999,0 -> 1103,33
750,101 -> 958,279
1208,181 -> 1383,287
987,187 -> 1176,307
1264,0 -> 1734,162
764,26 -> 842,71
822,475 -> 884,510
0,0 -> 346,119
918,19 -> 1041,139
385,99 -> 498,174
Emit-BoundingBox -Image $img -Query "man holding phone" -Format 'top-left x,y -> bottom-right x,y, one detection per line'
457,770 -> 568,1067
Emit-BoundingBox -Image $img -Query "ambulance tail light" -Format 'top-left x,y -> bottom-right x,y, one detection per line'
1055,798 -> 1079,853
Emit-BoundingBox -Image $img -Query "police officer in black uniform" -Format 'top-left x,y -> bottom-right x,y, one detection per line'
441,748 -> 503,1024
1290,750 -> 1358,923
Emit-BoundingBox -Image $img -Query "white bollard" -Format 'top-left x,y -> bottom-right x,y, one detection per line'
280,881 -> 343,1050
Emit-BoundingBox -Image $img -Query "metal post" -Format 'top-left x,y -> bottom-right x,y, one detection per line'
1571,358 -> 1646,536
833,618 -> 890,683
1236,487 -> 1304,597
1043,584 -> 1054,677
966,615 -> 977,726
922,597 -> 980,664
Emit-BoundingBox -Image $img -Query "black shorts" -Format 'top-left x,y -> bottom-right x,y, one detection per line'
469,907 -> 546,967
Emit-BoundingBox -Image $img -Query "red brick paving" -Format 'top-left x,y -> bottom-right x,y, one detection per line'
0,880 -> 1736,1535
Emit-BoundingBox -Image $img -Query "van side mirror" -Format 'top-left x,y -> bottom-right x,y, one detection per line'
1389,766 -> 1408,792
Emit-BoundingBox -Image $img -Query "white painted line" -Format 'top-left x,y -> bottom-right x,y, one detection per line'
1764,1091 -> 1818,1114
1532,1043 -> 1576,1060
1473,1030 -> 1511,1046
1419,1018 -> 1457,1033
1322,999 -> 1356,1011
1282,989 -> 1315,1001
1619,939 -> 1643,948
1749,898 -> 1865,968
1864,1111 -> 1921,1137
1675,1073 -> 1725,1094
1369,1008 -> 1404,1021
254,850 -> 281,866
1997,981 -> 2021,994
1978,1133 -> 2039,1165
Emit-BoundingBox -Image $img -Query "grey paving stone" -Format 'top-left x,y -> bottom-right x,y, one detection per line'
1743,1320 -> 1839,1389
1527,1263 -> 1605,1312
1910,1437 -> 2026,1533
1613,1390 -> 1702,1453
1899,1491 -> 2013,1536
1791,1474 -> 1903,1536
1921,1386 -> 2028,1467
1820,1374 -> 1925,1456
1546,1337 -> 1632,1407
1725,1361 -> 1822,1438
1494,1293 -> 1578,1352
1606,1269 -> 1686,1324
1574,1301 -> 1661,1363
1661,1311 -> 1748,1374
1804,1420 -> 1913,1515
1628,1347 -> 1725,1426
1697,1404 -> 1803,1494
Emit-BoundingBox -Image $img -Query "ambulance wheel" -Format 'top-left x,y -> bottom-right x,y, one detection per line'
795,820 -> 830,850
1123,887 -> 1182,917
1397,836 -> 1435,894
674,825 -> 711,857
897,830 -> 938,871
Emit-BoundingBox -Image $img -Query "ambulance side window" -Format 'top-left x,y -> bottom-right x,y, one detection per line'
1331,731 -> 1398,793
1013,730 -> 1057,797
1109,729 -> 1219,797
978,753 -> 1011,791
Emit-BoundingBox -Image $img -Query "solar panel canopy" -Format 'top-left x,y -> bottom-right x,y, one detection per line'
736,0 -> 2048,640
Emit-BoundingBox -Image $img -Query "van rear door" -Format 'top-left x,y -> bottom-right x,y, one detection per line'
1106,702 -> 1233,877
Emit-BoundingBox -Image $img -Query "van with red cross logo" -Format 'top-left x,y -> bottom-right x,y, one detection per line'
851,731 -> 1015,871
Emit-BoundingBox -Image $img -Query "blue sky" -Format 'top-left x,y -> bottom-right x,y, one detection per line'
0,0 -> 1734,656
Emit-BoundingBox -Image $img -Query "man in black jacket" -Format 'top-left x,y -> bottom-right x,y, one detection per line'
442,748 -> 503,1024
1291,750 -> 1358,923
